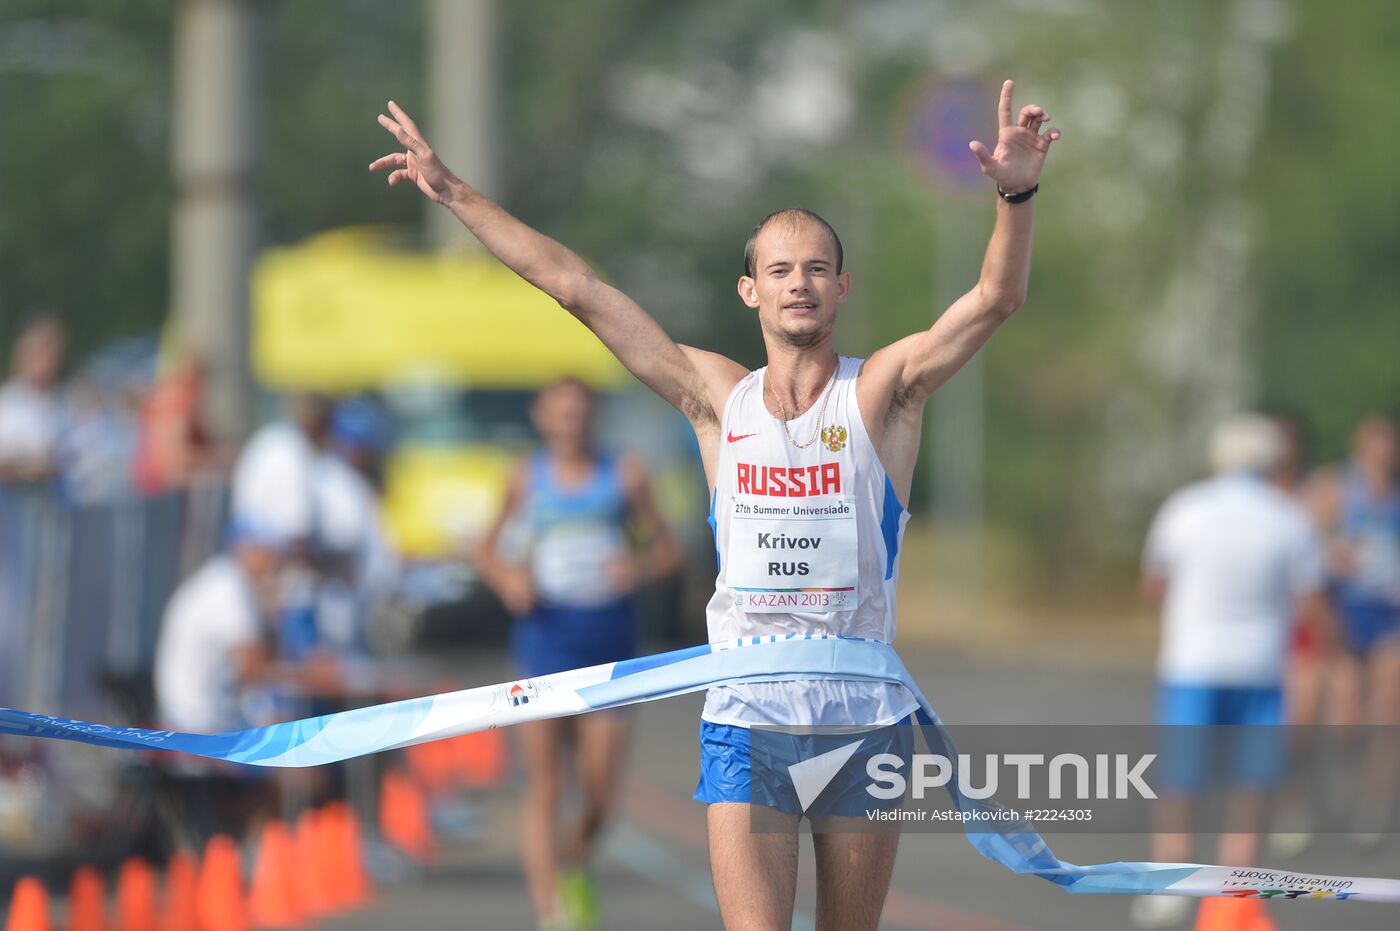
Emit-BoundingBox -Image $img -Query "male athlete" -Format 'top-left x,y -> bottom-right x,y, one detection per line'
373,79 -> 1058,931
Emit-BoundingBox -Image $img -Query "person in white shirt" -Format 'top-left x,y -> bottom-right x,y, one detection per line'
229,393 -> 334,547
155,522 -> 346,735
154,525 -> 287,735
231,394 -> 335,662
0,315 -> 67,485
1132,414 -> 1328,930
155,522 -> 345,841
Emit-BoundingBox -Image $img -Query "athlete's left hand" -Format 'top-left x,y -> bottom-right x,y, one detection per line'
969,79 -> 1061,194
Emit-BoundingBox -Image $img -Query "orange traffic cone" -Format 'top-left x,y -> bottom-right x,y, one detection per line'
4,877 -> 52,931
324,802 -> 373,911
405,739 -> 456,796
293,809 -> 336,918
115,859 -> 158,931
162,850 -> 201,931
378,768 -> 436,863
444,730 -> 497,789
196,836 -> 247,931
66,865 -> 107,931
246,821 -> 304,929
1195,895 -> 1277,931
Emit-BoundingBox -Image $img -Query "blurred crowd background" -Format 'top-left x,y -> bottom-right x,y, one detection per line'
2,0 -> 1400,925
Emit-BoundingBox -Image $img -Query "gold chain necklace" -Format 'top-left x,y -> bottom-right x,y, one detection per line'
766,369 -> 835,449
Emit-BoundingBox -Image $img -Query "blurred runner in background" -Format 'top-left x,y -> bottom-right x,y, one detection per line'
1272,411 -> 1329,723
473,377 -> 681,931
1309,413 -> 1400,846
0,314 -> 67,487
1133,414 -> 1327,930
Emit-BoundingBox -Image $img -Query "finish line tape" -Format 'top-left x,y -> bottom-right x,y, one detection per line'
1,634 -> 1394,903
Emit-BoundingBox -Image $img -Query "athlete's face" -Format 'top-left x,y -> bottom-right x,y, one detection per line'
738,221 -> 849,349
532,382 -> 595,455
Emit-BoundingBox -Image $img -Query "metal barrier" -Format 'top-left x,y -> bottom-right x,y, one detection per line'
0,482 -> 228,720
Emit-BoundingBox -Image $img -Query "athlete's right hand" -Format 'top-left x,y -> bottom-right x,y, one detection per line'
370,101 -> 461,206
499,568 -> 537,616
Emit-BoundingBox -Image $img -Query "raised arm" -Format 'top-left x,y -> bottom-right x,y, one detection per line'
861,81 -> 1060,414
371,102 -> 740,427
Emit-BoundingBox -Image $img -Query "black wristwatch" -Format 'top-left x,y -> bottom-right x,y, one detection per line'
997,183 -> 1038,204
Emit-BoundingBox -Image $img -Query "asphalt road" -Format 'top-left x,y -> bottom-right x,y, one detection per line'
324,644 -> 1400,931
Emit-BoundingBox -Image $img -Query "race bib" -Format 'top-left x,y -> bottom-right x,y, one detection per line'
532,520 -> 627,607
1352,527 -> 1400,603
726,494 -> 858,613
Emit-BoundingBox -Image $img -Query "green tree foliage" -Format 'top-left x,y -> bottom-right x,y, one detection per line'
0,0 -> 423,357
1250,0 -> 1400,460
0,0 -> 172,357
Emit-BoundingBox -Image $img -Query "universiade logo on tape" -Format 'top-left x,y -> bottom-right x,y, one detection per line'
30,715 -> 174,744
506,680 -> 538,708
1220,870 -> 1359,901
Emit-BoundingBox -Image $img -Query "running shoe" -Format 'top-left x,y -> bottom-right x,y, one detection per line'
557,869 -> 600,931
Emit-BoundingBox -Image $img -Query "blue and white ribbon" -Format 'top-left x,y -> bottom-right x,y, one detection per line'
1,634 -> 1395,903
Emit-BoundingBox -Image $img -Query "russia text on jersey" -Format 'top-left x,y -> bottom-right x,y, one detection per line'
735,462 -> 842,497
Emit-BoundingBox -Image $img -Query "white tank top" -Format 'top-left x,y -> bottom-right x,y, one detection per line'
703,356 -> 918,727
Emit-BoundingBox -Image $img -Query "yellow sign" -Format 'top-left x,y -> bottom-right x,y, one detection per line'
251,228 -> 628,392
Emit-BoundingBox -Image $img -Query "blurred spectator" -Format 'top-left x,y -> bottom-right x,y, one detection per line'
155,519 -> 345,728
1308,413 -> 1400,844
1267,409 -> 1337,857
229,393 -> 334,547
314,397 -> 399,650
230,393 -> 335,662
134,354 -> 213,496
153,521 -> 343,840
1132,414 -> 1327,929
154,523 -> 289,736
58,373 -> 140,504
0,314 -> 67,486
1268,410 -> 1338,715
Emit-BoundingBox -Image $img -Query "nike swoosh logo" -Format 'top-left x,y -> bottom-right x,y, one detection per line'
727,432 -> 757,443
